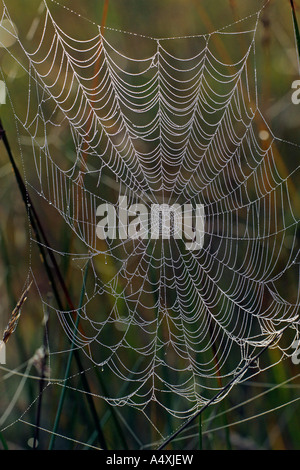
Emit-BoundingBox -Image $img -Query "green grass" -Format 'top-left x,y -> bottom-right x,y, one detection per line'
290,0 -> 300,69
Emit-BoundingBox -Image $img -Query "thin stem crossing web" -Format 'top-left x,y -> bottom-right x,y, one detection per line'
0,0 -> 299,446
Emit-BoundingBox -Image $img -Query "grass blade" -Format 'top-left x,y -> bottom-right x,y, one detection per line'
0,432 -> 9,450
2,282 -> 32,346
48,261 -> 106,450
33,305 -> 50,449
198,415 -> 202,450
290,0 -> 300,72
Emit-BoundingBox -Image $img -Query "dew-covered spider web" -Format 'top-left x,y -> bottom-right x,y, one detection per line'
0,0 -> 300,449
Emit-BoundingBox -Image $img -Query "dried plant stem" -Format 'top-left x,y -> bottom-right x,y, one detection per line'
0,121 -> 106,450
101,0 -> 110,34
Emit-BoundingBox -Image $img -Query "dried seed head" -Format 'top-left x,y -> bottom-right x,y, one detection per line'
2,281 -> 32,344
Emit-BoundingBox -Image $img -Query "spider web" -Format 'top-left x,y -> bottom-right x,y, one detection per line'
0,0 -> 299,446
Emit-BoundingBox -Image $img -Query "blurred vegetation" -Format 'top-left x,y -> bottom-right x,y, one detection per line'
0,0 -> 299,451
